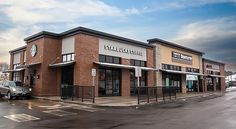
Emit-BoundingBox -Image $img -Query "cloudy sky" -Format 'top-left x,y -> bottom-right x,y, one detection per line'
0,0 -> 236,71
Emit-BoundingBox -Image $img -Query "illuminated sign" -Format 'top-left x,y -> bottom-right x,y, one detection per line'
172,51 -> 192,64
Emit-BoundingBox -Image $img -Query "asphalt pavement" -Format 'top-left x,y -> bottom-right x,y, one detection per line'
0,88 -> 236,129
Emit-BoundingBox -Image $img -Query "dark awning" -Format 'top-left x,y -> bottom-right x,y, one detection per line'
49,61 -> 75,68
16,62 -> 41,68
160,69 -> 204,76
3,68 -> 25,73
204,74 -> 225,78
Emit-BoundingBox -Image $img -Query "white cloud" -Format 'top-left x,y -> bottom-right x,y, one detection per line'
174,16 -> 236,44
0,0 -> 142,63
141,0 -> 236,12
0,0 -> 140,25
172,16 -> 236,67
0,27 -> 26,63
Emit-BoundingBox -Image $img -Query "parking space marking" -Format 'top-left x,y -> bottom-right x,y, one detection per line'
72,106 -> 102,112
4,114 -> 40,122
39,104 -> 72,109
43,110 -> 77,117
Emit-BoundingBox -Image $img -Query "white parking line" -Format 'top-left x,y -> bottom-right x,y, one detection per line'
4,114 -> 40,122
39,104 -> 72,109
43,110 -> 77,117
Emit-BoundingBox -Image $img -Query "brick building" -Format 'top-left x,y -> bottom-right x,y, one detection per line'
7,27 -> 226,97
8,27 -> 155,97
148,38 -> 205,93
202,58 -> 225,92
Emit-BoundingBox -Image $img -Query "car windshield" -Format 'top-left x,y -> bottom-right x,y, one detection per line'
15,81 -> 23,86
8,81 -> 17,87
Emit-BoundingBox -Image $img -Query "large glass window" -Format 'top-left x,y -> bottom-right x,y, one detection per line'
62,53 -> 75,62
162,73 -> 182,92
162,64 -> 181,71
13,72 -> 20,81
130,59 -> 147,96
98,69 -> 121,96
13,63 -> 20,69
99,55 -> 120,64
186,67 -> 199,73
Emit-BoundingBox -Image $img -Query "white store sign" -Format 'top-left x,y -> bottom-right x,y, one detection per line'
99,38 -> 147,61
186,74 -> 198,81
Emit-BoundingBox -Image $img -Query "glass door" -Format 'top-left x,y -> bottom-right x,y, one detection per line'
99,68 -> 121,96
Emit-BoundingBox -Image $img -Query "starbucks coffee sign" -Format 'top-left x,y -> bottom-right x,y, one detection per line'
30,44 -> 37,57
99,38 -> 147,61
172,51 -> 192,64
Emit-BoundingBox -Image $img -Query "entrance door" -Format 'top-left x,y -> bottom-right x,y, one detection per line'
99,69 -> 121,96
61,65 -> 74,87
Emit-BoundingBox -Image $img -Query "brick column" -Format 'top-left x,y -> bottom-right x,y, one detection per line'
121,58 -> 130,97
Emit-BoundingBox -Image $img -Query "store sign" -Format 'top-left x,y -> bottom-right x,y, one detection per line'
135,67 -> 142,77
91,68 -> 96,77
30,44 -> 37,57
172,51 -> 192,64
99,38 -> 147,61
186,74 -> 198,80
206,63 -> 220,71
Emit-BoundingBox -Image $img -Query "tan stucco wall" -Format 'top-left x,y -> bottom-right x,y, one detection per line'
158,44 -> 201,70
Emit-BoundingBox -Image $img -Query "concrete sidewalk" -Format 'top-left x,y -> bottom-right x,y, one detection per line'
34,92 -> 224,107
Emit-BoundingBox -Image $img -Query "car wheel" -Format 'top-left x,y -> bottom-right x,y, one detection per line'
6,92 -> 12,100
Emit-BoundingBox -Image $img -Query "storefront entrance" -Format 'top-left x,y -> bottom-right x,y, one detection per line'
162,72 -> 182,93
99,68 -> 121,96
61,65 -> 74,87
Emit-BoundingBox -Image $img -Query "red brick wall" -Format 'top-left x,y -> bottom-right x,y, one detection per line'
74,34 -> 99,96
147,48 -> 155,86
220,64 -> 225,92
121,58 -> 130,96
26,38 -> 44,96
40,38 -> 61,96
9,54 -> 13,80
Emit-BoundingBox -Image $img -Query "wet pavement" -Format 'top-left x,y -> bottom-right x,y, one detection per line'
0,89 -> 236,129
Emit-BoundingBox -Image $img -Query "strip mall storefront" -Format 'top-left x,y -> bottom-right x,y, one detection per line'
148,38 -> 204,93
202,58 -> 225,92
8,27 -> 155,97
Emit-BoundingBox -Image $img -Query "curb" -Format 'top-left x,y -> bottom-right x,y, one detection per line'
32,93 -> 224,109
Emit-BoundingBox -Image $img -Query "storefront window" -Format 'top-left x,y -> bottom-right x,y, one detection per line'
130,59 -> 147,96
162,72 -> 182,92
99,55 -> 121,64
13,63 -> 20,69
62,53 -> 75,62
13,72 -> 20,81
162,64 -> 181,71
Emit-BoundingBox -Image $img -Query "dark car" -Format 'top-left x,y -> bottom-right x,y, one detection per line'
0,80 -> 32,100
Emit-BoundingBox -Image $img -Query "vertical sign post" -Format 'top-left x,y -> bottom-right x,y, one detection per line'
135,67 -> 142,87
135,67 -> 142,104
91,68 -> 96,86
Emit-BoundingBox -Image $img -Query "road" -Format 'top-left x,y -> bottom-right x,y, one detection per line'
0,88 -> 236,129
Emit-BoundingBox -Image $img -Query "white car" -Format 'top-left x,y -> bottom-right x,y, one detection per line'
0,81 -> 32,100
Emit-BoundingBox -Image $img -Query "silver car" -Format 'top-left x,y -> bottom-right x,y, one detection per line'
0,80 -> 32,100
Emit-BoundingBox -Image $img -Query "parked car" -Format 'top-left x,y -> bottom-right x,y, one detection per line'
0,80 -> 32,100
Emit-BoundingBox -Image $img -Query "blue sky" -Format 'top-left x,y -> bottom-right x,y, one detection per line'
0,0 -> 236,71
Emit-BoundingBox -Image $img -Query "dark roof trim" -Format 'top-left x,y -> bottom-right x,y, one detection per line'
24,31 -> 60,42
147,38 -> 205,55
24,27 -> 153,48
9,45 -> 27,53
203,58 -> 225,65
